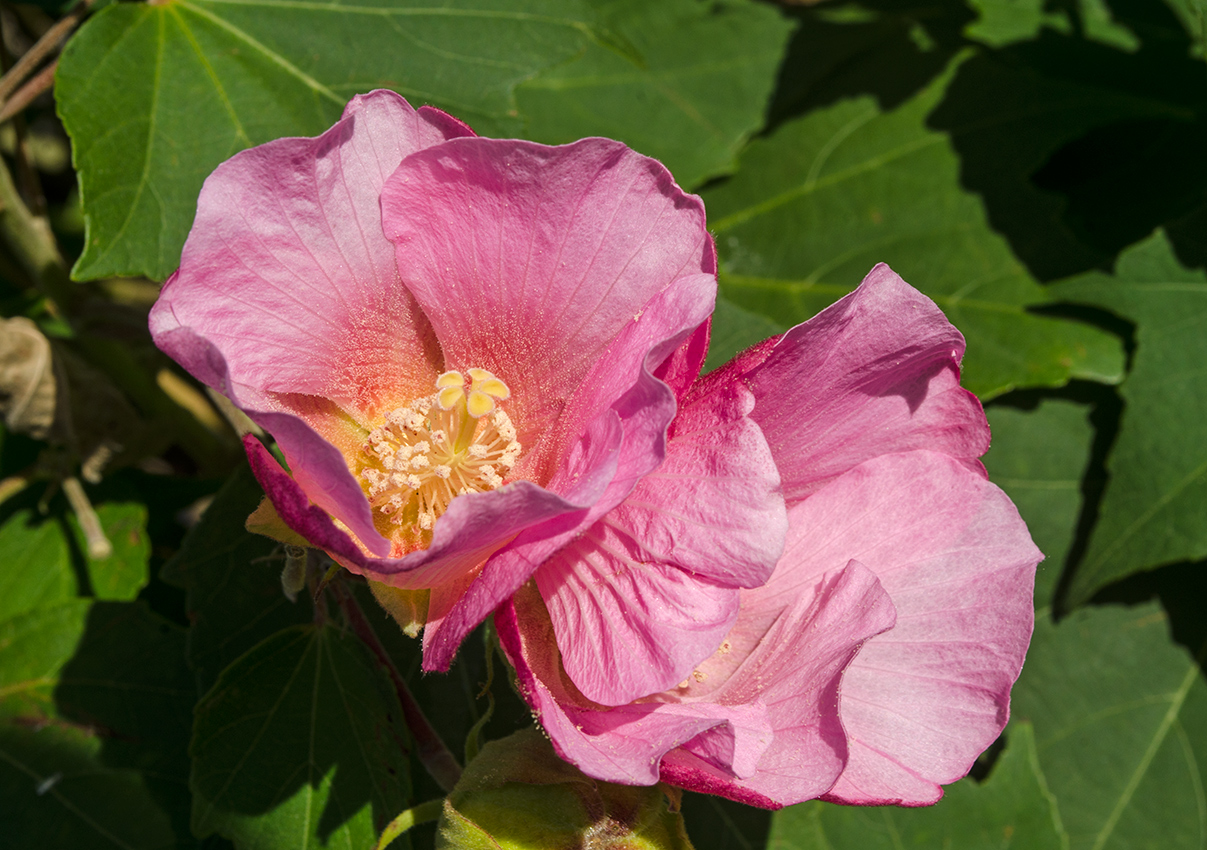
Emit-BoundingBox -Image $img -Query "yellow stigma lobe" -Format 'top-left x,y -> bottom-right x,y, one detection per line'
359,369 -> 521,545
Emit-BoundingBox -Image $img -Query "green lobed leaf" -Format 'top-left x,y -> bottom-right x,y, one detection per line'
56,0 -> 598,281
71,502 -> 152,603
699,59 -> 1125,400
983,399 -> 1096,609
1011,601 -> 1207,850
965,0 -> 1141,50
767,723 -> 1067,850
929,5 -> 1206,281
515,0 -> 794,189
0,500 -> 150,623
964,0 -> 1073,47
160,464 -> 313,696
1053,232 -> 1207,604
0,600 -> 196,849
190,623 -> 412,850
0,511 -> 76,623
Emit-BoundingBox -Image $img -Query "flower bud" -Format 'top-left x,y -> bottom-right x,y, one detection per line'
437,727 -> 694,850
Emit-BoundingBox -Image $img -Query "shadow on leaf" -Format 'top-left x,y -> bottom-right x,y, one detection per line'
928,0 -> 1207,279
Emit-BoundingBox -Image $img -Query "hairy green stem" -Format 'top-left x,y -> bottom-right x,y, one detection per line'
372,798 -> 445,850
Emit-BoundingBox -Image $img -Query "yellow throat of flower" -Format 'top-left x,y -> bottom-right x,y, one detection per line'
359,368 -> 520,544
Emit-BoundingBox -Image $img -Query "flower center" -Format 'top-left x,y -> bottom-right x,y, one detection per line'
359,369 -> 521,537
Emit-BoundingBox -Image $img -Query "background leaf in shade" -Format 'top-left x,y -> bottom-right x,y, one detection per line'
983,399 -> 1095,609
699,61 -> 1125,400
963,0 -> 1074,47
930,0 -> 1207,280
69,502 -> 152,602
765,723 -> 1066,850
55,0 -> 598,281
0,600 -> 196,849
161,464 -> 313,696
515,0 -> 794,189
681,792 -> 771,850
0,499 -> 149,623
1011,599 -> 1207,850
964,0 -> 1144,50
1052,232 -> 1207,605
189,624 -> 412,850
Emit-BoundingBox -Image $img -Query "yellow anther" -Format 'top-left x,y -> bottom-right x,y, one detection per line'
437,385 -> 464,410
475,377 -> 510,400
361,366 -> 523,547
436,371 -> 465,389
466,389 -> 497,418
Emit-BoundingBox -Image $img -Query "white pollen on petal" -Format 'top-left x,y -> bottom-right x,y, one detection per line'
434,465 -> 451,479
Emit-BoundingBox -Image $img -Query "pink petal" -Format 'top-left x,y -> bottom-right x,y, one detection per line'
611,377 -> 786,589
530,376 -> 788,705
660,560 -> 897,807
420,273 -> 716,672
496,559 -> 896,803
715,264 -> 991,505
244,434 -> 589,591
152,90 -> 471,419
535,520 -> 741,706
496,593 -> 773,786
380,136 -> 714,481
151,91 -> 473,552
758,450 -> 1039,806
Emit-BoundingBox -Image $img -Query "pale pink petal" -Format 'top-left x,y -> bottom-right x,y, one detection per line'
714,264 -> 990,505
530,375 -> 787,705
420,273 -> 716,672
535,520 -> 740,706
380,136 -> 714,481
151,92 -> 473,553
754,450 -> 1039,805
498,560 -> 896,802
659,561 -> 897,807
151,90 -> 471,420
496,595 -> 773,786
609,378 -> 786,588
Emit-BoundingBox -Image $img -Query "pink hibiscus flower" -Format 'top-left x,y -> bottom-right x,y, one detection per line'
495,266 -> 1041,808
149,90 -> 784,696
149,89 -> 1040,808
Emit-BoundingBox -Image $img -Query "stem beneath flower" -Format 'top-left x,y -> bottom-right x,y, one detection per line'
330,579 -> 463,793
372,797 -> 444,850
